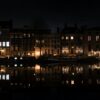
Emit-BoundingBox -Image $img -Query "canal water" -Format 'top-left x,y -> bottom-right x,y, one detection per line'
0,62 -> 100,100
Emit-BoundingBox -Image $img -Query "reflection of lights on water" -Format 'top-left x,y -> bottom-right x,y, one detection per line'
76,67 -> 83,73
92,64 -> 100,70
15,83 -> 18,85
81,80 -> 83,84
28,83 -> 30,87
62,67 -> 69,74
10,83 -> 13,85
71,80 -> 74,85
35,64 -> 40,70
14,57 -> 17,60
72,73 -> 74,75
97,80 -> 100,84
33,73 -> 36,76
20,64 -> 23,67
20,57 -> 23,60
35,64 -> 41,73
20,83 -> 23,85
35,51 -> 40,56
36,78 -> 40,81
14,64 -> 17,67
66,80 -> 69,84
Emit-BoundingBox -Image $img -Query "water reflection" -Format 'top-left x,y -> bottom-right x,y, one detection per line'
0,63 -> 100,87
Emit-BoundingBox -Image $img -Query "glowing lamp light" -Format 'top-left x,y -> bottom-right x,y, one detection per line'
0,68 -> 6,73
1,49 -> 5,53
71,80 -> 74,85
35,51 -> 40,57
35,64 -> 41,73
71,36 -> 74,40
20,57 -> 23,60
14,57 -> 17,60
28,53 -> 31,56
14,64 -> 17,67
20,64 -> 23,67
35,64 -> 40,70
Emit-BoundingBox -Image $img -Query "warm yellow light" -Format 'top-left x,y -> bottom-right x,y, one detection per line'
0,49 -> 5,53
27,52 -> 31,56
35,64 -> 41,73
35,51 -> 40,57
71,46 -> 74,48
35,64 -> 40,70
53,53 -> 57,56
0,68 -> 6,73
32,52 -> 34,56
62,47 -> 69,54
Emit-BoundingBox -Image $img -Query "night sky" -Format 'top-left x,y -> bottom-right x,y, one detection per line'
0,0 -> 100,31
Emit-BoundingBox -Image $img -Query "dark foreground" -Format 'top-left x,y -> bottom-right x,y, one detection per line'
1,86 -> 100,100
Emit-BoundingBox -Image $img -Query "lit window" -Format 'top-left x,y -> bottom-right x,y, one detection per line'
66,36 -> 68,40
6,74 -> 10,80
71,46 -> 74,48
66,80 -> 69,84
6,42 -> 10,47
36,40 -> 39,43
0,42 -> 1,46
71,36 -> 74,40
20,64 -> 23,67
24,34 -> 26,36
42,40 -> 44,43
20,57 -> 23,60
61,36 -> 64,40
96,36 -> 99,41
2,75 -> 5,80
88,36 -> 91,41
71,80 -> 74,85
0,75 -> 1,80
28,34 -> 30,37
72,72 -> 74,75
14,57 -> 17,60
2,42 -> 5,47
80,36 -> 83,40
14,64 -> 17,67
28,52 -> 31,56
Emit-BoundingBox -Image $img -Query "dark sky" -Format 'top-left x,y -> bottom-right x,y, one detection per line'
0,0 -> 100,31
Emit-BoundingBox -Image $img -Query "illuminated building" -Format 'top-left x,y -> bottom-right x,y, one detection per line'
0,21 -> 100,58
0,20 -> 12,57
60,25 -> 100,57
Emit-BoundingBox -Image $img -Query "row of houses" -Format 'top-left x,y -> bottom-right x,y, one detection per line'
0,20 -> 100,58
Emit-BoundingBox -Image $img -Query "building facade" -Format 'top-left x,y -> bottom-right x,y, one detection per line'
61,26 -> 100,57
0,21 -> 100,58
